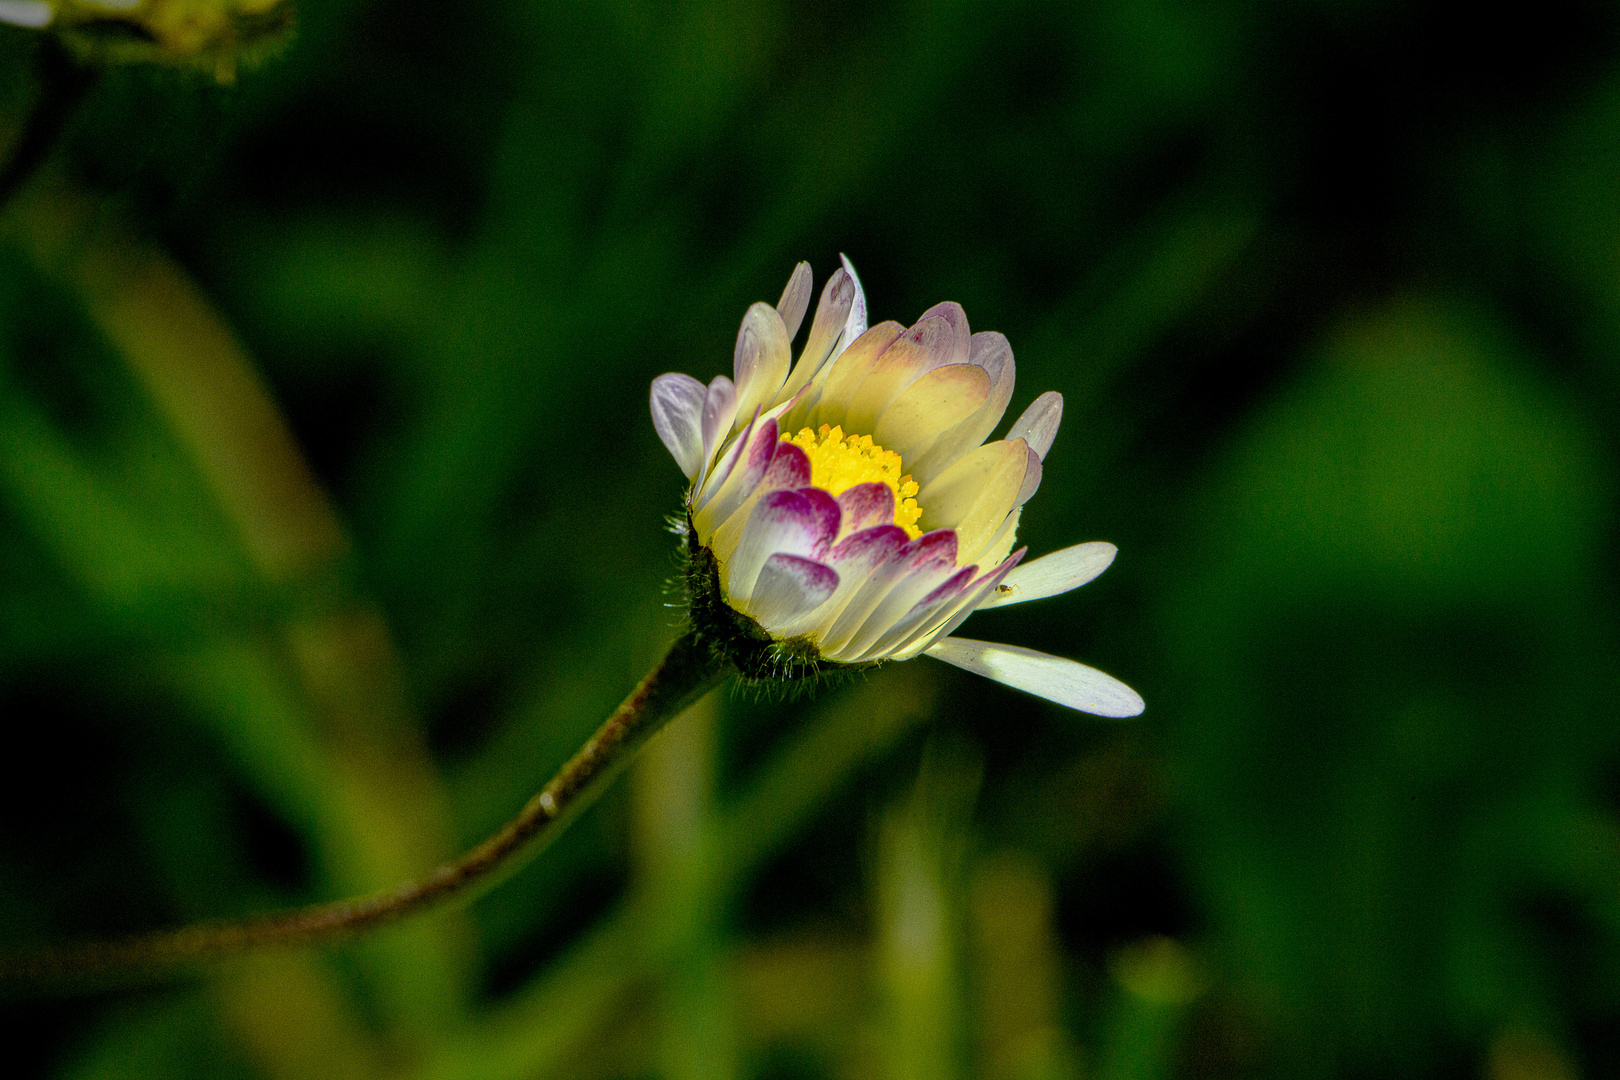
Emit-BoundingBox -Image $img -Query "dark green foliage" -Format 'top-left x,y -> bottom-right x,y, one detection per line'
2,1 -> 1620,1078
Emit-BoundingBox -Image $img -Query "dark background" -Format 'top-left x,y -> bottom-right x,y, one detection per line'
2,1 -> 1618,1077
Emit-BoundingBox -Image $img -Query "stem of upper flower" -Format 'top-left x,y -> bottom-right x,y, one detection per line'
0,630 -> 733,996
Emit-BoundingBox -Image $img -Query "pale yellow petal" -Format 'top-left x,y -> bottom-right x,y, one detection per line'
871,363 -> 992,462
916,439 -> 1027,532
838,315 -> 955,435
803,321 -> 904,430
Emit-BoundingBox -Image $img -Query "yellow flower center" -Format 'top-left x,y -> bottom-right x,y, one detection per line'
782,424 -> 923,539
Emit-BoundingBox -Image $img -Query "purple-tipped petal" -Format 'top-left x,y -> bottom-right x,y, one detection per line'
747,553 -> 839,629
818,528 -> 954,656
769,523 -> 910,641
1007,391 -> 1063,459
830,529 -> 962,660
798,486 -> 842,550
896,547 -> 1028,657
915,301 -> 972,368
650,373 -> 707,480
853,563 -> 979,661
924,638 -> 1144,717
695,413 -> 777,532
836,482 -> 896,538
829,524 -> 910,570
776,262 -> 813,342
726,488 -> 839,599
762,440 -> 812,491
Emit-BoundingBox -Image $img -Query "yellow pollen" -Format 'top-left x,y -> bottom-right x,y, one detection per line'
782,424 -> 923,539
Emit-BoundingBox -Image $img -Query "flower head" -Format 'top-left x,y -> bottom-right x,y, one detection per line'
651,259 -> 1142,717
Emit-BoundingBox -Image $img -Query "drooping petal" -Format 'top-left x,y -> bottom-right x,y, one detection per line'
726,488 -> 840,600
835,482 -> 896,539
975,541 -> 1117,609
1007,391 -> 1063,459
925,638 -> 1144,717
776,262 -> 814,342
747,554 -> 839,629
776,268 -> 856,407
805,321 -> 906,430
871,363 -> 993,463
732,302 -> 793,434
840,315 -> 958,435
650,373 -> 708,480
906,331 -> 1018,485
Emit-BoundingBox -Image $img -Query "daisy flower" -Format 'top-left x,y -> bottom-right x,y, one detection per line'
651,259 -> 1142,717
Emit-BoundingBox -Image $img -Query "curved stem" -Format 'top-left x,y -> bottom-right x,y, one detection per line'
1,630 -> 731,996
0,39 -> 97,214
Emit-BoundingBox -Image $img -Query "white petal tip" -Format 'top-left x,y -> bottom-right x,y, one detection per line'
976,541 -> 1118,609
924,637 -> 1143,718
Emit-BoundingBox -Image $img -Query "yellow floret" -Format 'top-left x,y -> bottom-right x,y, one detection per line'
782,425 -> 924,539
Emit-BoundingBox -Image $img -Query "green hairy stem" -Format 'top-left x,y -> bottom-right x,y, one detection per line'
1,631 -> 731,995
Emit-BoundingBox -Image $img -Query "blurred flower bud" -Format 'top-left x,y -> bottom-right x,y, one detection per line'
1,0 -> 296,82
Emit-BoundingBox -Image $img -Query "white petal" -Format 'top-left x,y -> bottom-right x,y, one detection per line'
776,262 -> 813,341
697,375 -> 738,488
925,638 -> 1143,717
650,373 -> 707,480
1007,391 -> 1063,459
838,254 -> 868,355
732,302 -> 793,435
975,542 -> 1116,609
0,2 -> 52,28
777,269 -> 857,408
1013,444 -> 1042,507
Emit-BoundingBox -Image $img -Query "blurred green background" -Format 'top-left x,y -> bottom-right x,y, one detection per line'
2,1 -> 1619,1077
